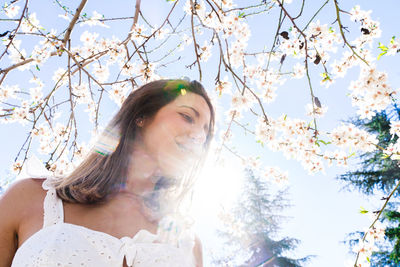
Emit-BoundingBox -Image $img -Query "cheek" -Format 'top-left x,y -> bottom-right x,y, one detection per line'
145,121 -> 177,154
163,116 -> 187,138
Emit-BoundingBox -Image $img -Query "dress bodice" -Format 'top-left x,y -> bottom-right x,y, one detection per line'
11,157 -> 196,267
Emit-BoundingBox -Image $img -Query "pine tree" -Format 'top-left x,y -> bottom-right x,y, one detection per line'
338,105 -> 400,264
339,106 -> 400,194
213,168 -> 308,267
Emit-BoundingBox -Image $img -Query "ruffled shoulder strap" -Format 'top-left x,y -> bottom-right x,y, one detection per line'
18,155 -> 64,228
41,178 -> 64,227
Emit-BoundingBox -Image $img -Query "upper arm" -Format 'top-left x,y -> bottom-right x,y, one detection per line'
0,178 -> 43,266
193,235 -> 203,267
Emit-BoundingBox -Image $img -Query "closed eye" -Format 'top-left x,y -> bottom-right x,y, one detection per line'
179,113 -> 194,124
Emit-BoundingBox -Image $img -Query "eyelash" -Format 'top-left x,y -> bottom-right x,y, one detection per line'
180,113 -> 194,124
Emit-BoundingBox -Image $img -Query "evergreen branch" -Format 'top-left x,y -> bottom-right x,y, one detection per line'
354,176 -> 400,266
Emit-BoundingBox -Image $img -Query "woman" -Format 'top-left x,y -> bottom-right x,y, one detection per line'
0,79 -> 215,267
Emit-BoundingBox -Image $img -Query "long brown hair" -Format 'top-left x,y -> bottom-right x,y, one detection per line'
55,79 -> 215,206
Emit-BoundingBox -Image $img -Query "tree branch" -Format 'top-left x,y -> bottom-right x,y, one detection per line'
62,0 -> 88,45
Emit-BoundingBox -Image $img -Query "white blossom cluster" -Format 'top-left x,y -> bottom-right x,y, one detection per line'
20,13 -> 41,34
3,2 -> 20,18
254,116 -> 380,174
230,89 -> 256,112
246,63 -> 286,105
349,66 -> 397,119
306,20 -> 341,58
262,165 -> 289,186
305,103 -> 328,118
81,11 -> 109,28
328,123 -> 378,152
215,76 -> 233,96
5,39 -> 30,71
278,28 -> 304,59
0,84 -> 18,102
72,83 -> 91,104
27,122 -> 90,176
330,50 -> 359,79
255,116 -> 325,174
109,82 -> 130,107
386,37 -> 400,56
351,221 -> 386,267
183,0 -> 250,68
31,31 -> 59,65
329,5 -> 381,89
350,5 -> 382,47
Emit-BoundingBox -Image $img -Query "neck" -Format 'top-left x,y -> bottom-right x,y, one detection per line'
124,143 -> 162,196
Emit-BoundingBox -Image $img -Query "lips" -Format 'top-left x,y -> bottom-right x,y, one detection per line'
175,138 -> 203,159
175,142 -> 192,154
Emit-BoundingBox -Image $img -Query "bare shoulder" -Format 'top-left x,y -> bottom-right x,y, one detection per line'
193,235 -> 203,267
0,178 -> 46,266
1,178 -> 46,206
0,178 -> 47,227
0,178 -> 46,223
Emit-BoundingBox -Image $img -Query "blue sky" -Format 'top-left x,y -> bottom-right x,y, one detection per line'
1,1 -> 400,266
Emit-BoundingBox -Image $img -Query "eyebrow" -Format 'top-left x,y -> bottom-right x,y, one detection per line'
179,105 -> 210,132
180,105 -> 200,117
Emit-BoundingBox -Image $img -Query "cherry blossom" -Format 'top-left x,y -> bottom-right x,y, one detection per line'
81,11 -> 109,28
20,13 -> 40,33
3,3 -> 20,18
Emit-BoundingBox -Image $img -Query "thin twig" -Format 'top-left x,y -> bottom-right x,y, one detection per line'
0,0 -> 29,61
190,0 -> 202,81
276,0 -> 318,134
354,178 -> 400,266
333,0 -> 369,66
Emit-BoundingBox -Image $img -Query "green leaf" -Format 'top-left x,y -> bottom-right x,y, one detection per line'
360,207 -> 369,214
256,140 -> 264,147
321,72 -> 331,82
238,12 -> 245,18
378,42 -> 388,51
317,139 -> 331,146
35,65 -> 40,71
377,51 -> 387,60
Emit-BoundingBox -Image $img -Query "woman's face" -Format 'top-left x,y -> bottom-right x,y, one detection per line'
138,92 -> 211,178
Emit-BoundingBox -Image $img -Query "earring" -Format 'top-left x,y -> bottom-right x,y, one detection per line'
135,117 -> 144,127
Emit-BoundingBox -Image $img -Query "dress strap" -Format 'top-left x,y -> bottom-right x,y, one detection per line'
41,179 -> 64,228
17,155 -> 64,228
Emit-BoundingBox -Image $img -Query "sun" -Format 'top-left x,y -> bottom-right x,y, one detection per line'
190,154 -> 245,220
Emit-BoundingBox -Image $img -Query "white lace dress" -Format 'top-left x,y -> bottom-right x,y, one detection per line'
11,157 -> 197,267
